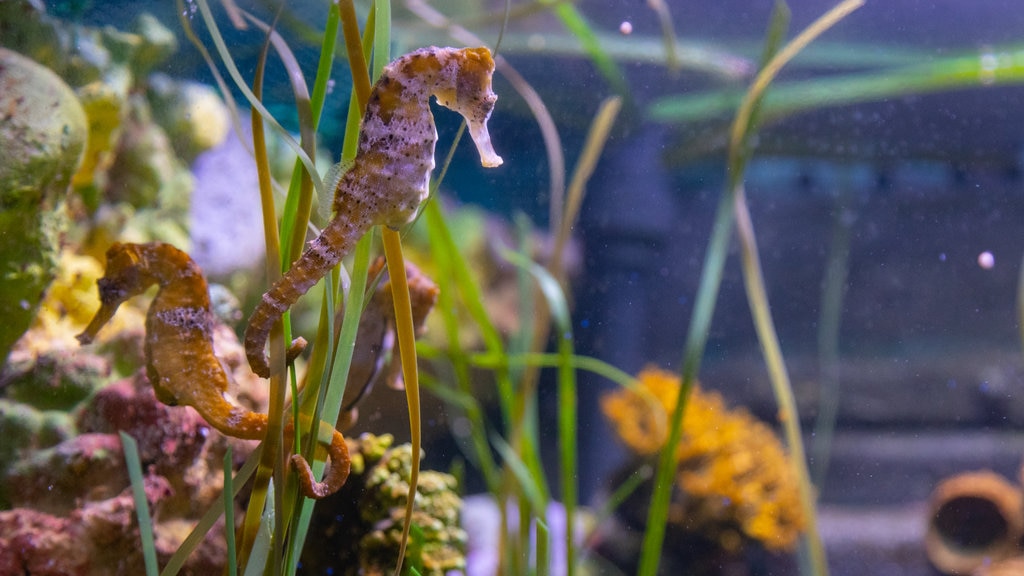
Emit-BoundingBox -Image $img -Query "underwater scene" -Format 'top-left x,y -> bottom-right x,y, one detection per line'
1,0 -> 1023,574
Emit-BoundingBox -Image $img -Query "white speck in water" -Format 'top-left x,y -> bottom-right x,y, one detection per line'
619,21 -> 633,35
938,252 -> 946,262
977,251 -> 995,269
979,48 -> 998,85
327,78 -> 336,95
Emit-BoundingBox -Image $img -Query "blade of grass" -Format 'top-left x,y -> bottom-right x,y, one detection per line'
423,200 -> 515,425
242,480 -> 275,576
223,447 -> 238,576
549,1 -> 629,98
638,3 -> 863,576
536,517 -> 550,576
382,228 -> 423,576
811,190 -> 854,487
193,0 -> 323,194
422,204 -> 501,491
234,20 -> 286,565
161,449 -> 258,576
175,0 -> 247,147
649,44 -> 1024,124
119,432 -> 159,576
339,0 -> 373,109
372,0 -> 392,80
646,0 -> 681,71
501,248 -> 578,576
492,433 -> 548,513
551,96 -> 622,278
728,5 -> 865,576
238,11 -> 321,269
1019,252 -> 1024,360
467,352 -> 635,391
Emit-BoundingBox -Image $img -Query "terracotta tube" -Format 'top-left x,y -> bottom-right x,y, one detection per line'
925,470 -> 1023,575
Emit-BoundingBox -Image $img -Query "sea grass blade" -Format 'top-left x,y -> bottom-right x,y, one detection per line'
423,200 -> 515,425
729,5 -> 866,575
382,228 -> 422,576
637,2 -> 863,575
223,447 -> 238,576
501,248 -> 578,575
160,450 -> 258,576
422,202 -> 501,491
649,44 -> 1024,125
119,432 -> 159,576
468,352 -> 636,391
1019,253 -> 1024,360
242,481 -> 275,576
235,19 -> 287,571
536,517 -> 550,576
550,1 -> 629,97
237,11 -> 321,268
811,192 -> 854,486
193,0 -> 323,194
551,96 -> 622,278
492,433 -> 548,514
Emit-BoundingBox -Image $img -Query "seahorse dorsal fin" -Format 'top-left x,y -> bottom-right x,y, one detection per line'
319,159 -> 354,222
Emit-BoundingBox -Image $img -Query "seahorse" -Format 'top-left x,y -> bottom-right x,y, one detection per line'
77,241 -> 350,499
338,257 -> 439,430
244,46 -> 502,378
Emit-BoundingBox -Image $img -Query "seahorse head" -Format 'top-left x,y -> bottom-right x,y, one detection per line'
76,242 -> 147,344
434,47 -> 503,168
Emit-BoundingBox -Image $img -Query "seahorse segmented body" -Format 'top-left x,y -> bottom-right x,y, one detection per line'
244,46 -> 502,378
77,241 -> 350,499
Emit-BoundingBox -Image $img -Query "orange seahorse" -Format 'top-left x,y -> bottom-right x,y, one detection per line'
244,46 -> 502,378
77,241 -> 350,499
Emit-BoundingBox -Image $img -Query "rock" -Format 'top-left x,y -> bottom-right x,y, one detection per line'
148,73 -> 230,162
0,48 -> 88,364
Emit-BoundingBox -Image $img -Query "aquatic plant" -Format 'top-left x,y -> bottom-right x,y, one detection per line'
601,366 -> 805,553
5,0 -> 945,574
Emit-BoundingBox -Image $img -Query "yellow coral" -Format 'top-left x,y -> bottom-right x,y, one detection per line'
600,366 -> 804,552
15,249 -> 145,356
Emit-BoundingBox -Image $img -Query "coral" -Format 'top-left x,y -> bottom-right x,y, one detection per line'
0,47 -> 88,363
300,433 -> 467,576
601,366 -> 805,553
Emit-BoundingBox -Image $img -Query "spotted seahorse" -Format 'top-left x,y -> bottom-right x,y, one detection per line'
244,46 -> 502,378
77,241 -> 350,499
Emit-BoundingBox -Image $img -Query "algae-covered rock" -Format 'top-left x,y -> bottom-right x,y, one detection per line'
148,73 -> 230,162
1,352 -> 108,411
0,48 -> 87,364
0,399 -> 75,507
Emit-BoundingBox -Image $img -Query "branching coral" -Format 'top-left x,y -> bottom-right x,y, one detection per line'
601,366 -> 804,552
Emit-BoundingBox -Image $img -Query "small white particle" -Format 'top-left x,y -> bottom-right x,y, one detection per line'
977,251 -> 995,269
619,21 -> 633,35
